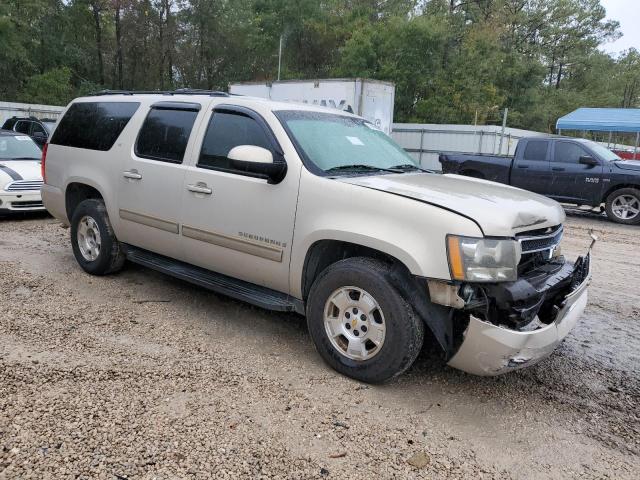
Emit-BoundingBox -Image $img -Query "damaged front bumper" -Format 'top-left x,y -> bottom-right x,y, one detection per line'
446,253 -> 592,376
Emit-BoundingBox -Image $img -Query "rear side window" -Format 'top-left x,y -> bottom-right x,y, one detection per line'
554,142 -> 589,163
198,111 -> 271,172
51,102 -> 139,151
135,107 -> 198,163
31,123 -> 46,135
523,140 -> 549,161
15,121 -> 31,134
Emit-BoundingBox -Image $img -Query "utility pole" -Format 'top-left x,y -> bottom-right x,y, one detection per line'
498,108 -> 508,155
277,34 -> 283,81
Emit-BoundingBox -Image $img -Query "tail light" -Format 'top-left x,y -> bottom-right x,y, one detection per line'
41,143 -> 48,183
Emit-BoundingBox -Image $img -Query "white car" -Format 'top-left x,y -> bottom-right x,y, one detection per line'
42,91 -> 592,382
0,131 -> 45,213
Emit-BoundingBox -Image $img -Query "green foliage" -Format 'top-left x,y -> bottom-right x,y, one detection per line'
21,67 -> 73,105
0,0 -> 637,132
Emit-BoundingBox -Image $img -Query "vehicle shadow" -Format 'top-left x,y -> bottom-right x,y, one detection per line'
0,211 -> 51,221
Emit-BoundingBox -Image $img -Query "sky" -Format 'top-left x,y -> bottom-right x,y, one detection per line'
600,0 -> 640,54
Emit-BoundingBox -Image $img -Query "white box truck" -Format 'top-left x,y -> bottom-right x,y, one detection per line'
229,78 -> 395,135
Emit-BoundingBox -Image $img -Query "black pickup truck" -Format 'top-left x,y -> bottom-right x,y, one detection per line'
440,136 -> 640,224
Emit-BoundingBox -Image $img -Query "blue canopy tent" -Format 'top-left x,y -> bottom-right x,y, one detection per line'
556,108 -> 640,157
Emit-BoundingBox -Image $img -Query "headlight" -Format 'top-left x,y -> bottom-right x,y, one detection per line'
446,235 -> 521,282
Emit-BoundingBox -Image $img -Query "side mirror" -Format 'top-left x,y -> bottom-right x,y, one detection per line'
579,155 -> 598,167
228,145 -> 287,184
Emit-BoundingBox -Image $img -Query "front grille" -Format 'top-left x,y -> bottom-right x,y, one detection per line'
517,225 -> 563,254
5,180 -> 43,192
11,201 -> 44,209
516,225 -> 564,277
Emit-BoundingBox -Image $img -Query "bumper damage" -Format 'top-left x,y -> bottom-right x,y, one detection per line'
447,253 -> 592,376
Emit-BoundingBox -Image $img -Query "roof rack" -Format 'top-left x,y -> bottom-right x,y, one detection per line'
92,88 -> 230,97
8,115 -> 40,120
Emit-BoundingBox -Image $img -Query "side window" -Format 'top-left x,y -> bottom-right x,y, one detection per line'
15,121 -> 31,134
554,142 -> 588,164
31,123 -> 46,136
523,140 -> 549,161
135,107 -> 198,163
198,111 -> 272,172
51,102 -> 140,151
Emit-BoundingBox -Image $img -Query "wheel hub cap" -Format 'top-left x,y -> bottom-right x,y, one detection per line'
612,194 -> 640,220
323,286 -> 386,361
77,215 -> 101,261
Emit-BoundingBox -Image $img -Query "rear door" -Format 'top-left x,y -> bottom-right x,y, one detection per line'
510,139 -> 551,195
117,101 -> 205,260
548,141 -> 603,204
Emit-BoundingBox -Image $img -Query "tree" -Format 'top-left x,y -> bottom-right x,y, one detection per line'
21,67 -> 73,105
0,0 -> 634,131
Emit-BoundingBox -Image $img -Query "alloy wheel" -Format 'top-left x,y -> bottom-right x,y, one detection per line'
77,215 -> 102,261
611,194 -> 640,220
323,286 -> 386,361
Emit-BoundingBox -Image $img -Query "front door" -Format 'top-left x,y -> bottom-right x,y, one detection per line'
179,105 -> 299,294
549,141 -> 603,204
117,102 -> 203,259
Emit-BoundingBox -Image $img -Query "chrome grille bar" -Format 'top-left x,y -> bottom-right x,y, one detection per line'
517,225 -> 564,254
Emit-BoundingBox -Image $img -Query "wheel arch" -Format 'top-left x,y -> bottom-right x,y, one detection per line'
601,183 -> 640,204
301,239 -> 411,302
299,238 -> 454,356
65,180 -> 106,221
459,169 -> 485,179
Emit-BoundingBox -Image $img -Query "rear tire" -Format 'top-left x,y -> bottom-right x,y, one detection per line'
605,188 -> 640,225
306,257 -> 424,383
70,199 -> 125,275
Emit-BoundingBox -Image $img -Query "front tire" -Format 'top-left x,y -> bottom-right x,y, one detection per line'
70,199 -> 125,275
605,188 -> 640,225
307,257 -> 424,383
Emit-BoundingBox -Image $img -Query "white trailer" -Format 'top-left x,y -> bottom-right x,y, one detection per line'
229,79 -> 395,135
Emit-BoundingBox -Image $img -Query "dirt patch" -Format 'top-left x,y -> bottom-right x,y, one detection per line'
1,212 -> 639,479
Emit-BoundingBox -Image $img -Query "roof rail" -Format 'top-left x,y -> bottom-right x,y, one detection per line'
91,89 -> 229,97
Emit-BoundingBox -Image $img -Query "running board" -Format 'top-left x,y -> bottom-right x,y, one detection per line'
122,244 -> 304,314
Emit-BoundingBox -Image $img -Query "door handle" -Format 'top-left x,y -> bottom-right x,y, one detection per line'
187,183 -> 213,195
123,170 -> 142,180
517,165 -> 529,169
552,167 -> 565,172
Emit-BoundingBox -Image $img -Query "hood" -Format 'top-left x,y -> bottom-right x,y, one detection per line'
614,160 -> 640,172
338,173 -> 565,237
0,160 -> 42,188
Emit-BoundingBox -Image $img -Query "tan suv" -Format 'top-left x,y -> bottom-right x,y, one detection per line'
42,90 -> 592,382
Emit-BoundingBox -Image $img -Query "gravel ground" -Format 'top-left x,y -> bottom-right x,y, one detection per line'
1,211 -> 639,479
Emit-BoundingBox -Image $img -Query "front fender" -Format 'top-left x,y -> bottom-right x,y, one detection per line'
289,171 -> 483,298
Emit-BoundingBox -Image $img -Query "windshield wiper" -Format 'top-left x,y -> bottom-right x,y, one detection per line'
389,164 -> 435,173
325,164 -> 402,174
7,157 -> 41,160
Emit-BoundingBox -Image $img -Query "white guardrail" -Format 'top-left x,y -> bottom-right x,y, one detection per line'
0,101 -> 64,127
391,123 -> 546,171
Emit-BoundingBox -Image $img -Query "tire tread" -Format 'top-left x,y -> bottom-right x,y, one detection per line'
307,257 -> 424,383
